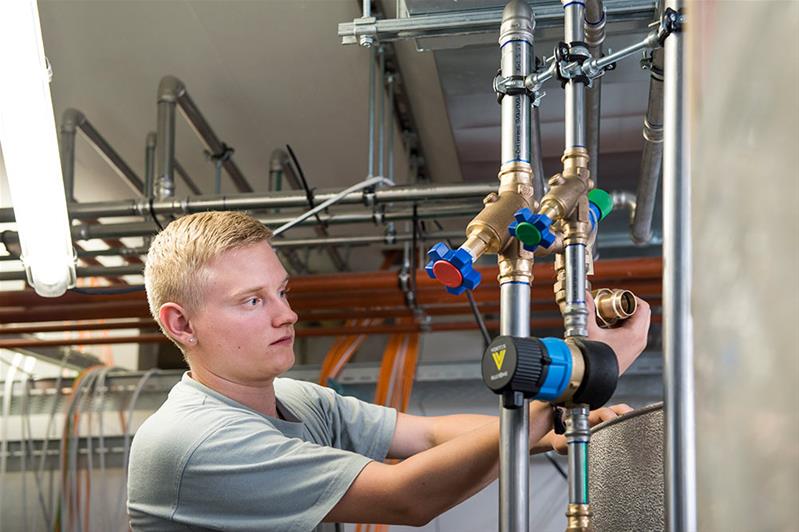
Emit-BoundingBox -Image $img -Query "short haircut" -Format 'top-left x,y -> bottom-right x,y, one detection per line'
144,211 -> 273,344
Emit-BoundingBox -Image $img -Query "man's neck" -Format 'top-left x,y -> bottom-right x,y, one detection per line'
188,365 -> 279,418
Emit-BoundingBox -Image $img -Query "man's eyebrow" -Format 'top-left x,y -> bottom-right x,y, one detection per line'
230,277 -> 289,299
231,286 -> 266,299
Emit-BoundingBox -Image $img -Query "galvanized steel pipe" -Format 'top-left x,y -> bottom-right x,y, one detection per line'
497,2 -> 535,531
661,4 -> 696,531
632,48 -> 664,245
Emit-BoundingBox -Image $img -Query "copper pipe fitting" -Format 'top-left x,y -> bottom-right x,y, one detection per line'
565,503 -> 593,532
497,240 -> 534,285
554,341 -> 586,405
592,288 -> 638,327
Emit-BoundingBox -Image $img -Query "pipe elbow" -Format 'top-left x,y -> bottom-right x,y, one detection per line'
583,0 -> 607,47
499,0 -> 534,46
60,108 -> 85,134
158,75 -> 186,103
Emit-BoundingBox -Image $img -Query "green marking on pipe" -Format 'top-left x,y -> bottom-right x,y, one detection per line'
581,443 -> 589,504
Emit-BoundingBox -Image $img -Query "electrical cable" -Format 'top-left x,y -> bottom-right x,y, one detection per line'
59,366 -> 101,532
94,367 -> 112,532
39,352 -> 71,531
19,363 -> 32,532
79,368 -> 101,532
432,220 -> 492,347
544,452 -> 568,480
22,374 -> 50,531
272,176 -> 393,237
285,144 -> 326,228
0,352 -> 21,532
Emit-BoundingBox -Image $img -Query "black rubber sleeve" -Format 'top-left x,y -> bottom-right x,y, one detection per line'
571,339 -> 619,409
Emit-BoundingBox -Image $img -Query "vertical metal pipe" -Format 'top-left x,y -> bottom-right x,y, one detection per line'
368,47 -> 376,177
155,97 -> 176,200
561,4 -> 594,530
387,75 -> 395,182
530,106 -> 546,202
378,47 -> 386,177
563,1 -> 586,150
584,0 -> 605,182
566,406 -> 590,503
662,3 -> 696,531
144,132 -> 156,197
632,49 -> 665,245
500,40 -> 532,165
563,243 -> 588,338
362,0 -> 371,18
499,281 -> 531,532
59,112 -> 78,203
497,3 -> 534,529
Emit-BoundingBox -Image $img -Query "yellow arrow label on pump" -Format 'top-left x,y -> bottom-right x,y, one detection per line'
492,349 -> 506,371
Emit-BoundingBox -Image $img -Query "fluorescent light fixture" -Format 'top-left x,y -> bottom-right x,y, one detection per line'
0,0 -> 75,297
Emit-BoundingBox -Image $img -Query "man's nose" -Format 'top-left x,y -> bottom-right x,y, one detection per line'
274,298 -> 298,327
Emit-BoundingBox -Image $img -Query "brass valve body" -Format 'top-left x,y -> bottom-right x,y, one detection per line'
461,161 -> 534,261
538,147 -> 592,222
592,288 -> 638,327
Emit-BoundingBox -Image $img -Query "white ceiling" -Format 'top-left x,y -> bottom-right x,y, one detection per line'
0,0 -> 659,276
0,0 -> 434,209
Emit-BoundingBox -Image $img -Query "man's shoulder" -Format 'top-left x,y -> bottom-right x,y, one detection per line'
128,380 -> 257,483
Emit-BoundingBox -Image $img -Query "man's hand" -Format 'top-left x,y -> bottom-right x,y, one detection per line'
586,292 -> 651,374
545,403 -> 633,454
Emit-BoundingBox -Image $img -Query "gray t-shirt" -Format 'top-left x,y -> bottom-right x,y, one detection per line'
127,373 -> 397,531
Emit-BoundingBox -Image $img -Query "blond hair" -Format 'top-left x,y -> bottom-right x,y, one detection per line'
144,211 -> 273,341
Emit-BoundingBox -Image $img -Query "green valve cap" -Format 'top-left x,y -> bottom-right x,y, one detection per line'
588,188 -> 613,220
514,222 -> 542,246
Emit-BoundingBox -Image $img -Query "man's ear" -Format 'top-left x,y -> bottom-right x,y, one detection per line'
159,303 -> 196,347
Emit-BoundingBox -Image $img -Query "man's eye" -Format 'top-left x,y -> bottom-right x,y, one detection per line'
280,288 -> 290,298
247,297 -> 262,306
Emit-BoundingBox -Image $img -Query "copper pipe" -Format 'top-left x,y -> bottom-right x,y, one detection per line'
0,333 -> 166,349
0,314 -> 664,348
0,257 -> 662,307
0,319 -> 158,335
0,280 -> 661,324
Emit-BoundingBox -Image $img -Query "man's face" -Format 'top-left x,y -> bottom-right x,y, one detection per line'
187,241 -> 298,384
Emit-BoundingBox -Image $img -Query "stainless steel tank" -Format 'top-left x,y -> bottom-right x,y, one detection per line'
588,402 -> 664,531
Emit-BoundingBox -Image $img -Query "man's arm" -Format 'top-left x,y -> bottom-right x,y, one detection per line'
326,294 -> 652,525
324,401 -> 553,526
386,295 -> 652,459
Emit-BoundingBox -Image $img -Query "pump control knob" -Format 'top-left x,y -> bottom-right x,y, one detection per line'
588,188 -> 613,229
424,242 -> 481,296
508,208 -> 556,251
482,335 -> 574,408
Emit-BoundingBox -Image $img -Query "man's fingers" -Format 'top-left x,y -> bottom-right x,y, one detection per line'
619,297 -> 651,330
588,404 -> 632,426
585,291 -> 603,337
609,403 -> 633,415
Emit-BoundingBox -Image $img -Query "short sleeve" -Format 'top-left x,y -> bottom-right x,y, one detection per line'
277,379 -> 397,460
328,390 -> 397,459
173,417 -> 372,532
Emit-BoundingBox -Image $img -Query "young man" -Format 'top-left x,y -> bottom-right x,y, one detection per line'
127,211 -> 650,531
